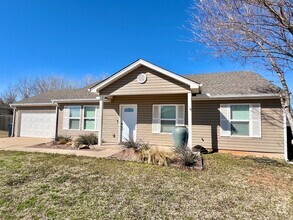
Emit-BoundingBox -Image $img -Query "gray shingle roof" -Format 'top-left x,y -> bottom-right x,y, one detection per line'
16,88 -> 97,104
14,71 -> 279,105
184,71 -> 279,96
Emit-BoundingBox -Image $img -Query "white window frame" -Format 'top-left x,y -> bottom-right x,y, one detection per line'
229,104 -> 250,137
67,106 -> 81,131
82,105 -> 98,131
153,104 -> 185,134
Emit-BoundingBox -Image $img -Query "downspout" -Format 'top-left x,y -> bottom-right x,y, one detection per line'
11,107 -> 16,137
55,105 -> 59,141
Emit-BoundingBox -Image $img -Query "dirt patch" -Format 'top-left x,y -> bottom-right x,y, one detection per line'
29,141 -> 102,151
248,169 -> 290,189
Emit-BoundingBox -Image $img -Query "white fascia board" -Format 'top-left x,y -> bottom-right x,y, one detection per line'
192,93 -> 280,101
51,98 -> 99,104
90,59 -> 200,93
51,97 -> 111,104
10,103 -> 56,107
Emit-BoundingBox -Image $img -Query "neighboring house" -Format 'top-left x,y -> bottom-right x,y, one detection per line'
0,105 -> 12,132
0,105 -> 11,115
11,59 -> 288,159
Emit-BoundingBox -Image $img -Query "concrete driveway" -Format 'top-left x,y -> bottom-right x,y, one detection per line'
0,137 -> 121,158
0,137 -> 51,149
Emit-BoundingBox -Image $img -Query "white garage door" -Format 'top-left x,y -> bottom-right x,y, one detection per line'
20,113 -> 56,138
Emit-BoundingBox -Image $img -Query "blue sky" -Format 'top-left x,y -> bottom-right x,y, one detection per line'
0,0 -> 291,93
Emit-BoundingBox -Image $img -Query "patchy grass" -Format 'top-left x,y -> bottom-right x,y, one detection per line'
0,151 -> 292,219
0,130 -> 8,138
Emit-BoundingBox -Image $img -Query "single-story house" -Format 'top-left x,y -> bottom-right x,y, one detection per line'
11,59 -> 288,159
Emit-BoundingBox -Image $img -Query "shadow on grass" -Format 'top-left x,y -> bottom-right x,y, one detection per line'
241,156 -> 287,167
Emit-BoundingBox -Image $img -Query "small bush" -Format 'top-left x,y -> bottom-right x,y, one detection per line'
174,145 -> 200,167
74,134 -> 98,147
56,135 -> 72,145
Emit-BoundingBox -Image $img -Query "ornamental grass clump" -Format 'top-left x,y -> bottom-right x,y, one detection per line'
174,144 -> 201,167
74,133 -> 98,147
121,138 -> 151,152
56,135 -> 72,145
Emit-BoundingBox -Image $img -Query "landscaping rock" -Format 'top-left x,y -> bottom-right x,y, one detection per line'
79,145 -> 90,150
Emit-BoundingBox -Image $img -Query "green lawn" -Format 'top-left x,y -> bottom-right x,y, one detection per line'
0,151 -> 292,219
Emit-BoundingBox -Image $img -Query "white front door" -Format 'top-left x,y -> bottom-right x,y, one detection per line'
121,105 -> 137,142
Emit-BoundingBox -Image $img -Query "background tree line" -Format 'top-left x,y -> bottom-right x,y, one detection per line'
0,74 -> 106,107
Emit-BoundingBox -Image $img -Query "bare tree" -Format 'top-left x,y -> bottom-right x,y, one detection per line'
190,0 -> 293,137
0,85 -> 17,106
17,77 -> 35,100
33,75 -> 77,95
1,74 -> 102,104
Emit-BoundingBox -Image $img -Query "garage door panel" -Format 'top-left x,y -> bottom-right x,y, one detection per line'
20,113 -> 56,138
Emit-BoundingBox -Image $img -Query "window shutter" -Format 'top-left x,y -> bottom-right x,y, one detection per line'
176,105 -> 185,126
63,106 -> 69,130
152,105 -> 160,133
250,104 -> 261,137
96,106 -> 100,131
220,104 -> 231,136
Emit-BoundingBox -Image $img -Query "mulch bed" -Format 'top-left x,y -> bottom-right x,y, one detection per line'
109,148 -> 137,161
29,141 -> 101,151
109,148 -> 203,170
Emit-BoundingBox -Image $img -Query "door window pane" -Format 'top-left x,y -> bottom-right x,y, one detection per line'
70,107 -> 80,117
84,107 -> 95,118
161,106 -> 176,119
231,105 -> 249,120
161,120 -> 176,133
84,119 -> 95,130
231,122 -> 249,136
124,108 -> 134,113
69,119 -> 80,130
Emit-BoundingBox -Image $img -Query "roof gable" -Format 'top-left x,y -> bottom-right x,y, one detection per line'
89,59 -> 201,94
99,66 -> 190,96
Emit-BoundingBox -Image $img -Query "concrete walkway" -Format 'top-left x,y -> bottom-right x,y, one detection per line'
0,137 -> 121,158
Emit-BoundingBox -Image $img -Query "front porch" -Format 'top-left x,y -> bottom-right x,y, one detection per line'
96,93 -> 194,148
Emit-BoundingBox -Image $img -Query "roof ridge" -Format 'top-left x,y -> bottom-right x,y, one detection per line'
183,71 -> 254,77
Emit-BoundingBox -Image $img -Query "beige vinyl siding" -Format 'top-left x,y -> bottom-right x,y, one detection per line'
102,94 -> 188,145
57,104 -> 99,137
100,66 -> 190,96
192,99 -> 284,153
14,106 -> 56,137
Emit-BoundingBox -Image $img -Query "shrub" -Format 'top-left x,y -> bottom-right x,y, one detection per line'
74,134 -> 98,147
174,145 -> 200,167
56,135 -> 72,145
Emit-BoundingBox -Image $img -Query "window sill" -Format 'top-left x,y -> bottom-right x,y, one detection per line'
222,135 -> 262,139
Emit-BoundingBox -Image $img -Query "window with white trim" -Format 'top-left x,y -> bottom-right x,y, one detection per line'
63,105 -> 99,131
83,106 -> 96,131
220,104 -> 261,137
63,106 -> 81,130
152,104 -> 185,134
